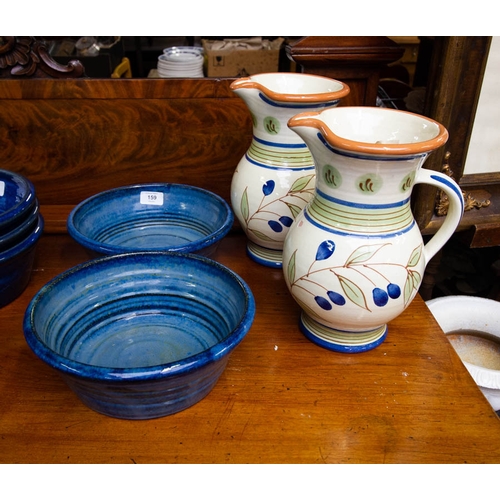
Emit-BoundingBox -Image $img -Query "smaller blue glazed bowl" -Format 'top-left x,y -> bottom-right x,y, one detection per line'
67,183 -> 234,257
23,252 -> 255,419
0,213 -> 44,308
0,200 -> 40,253
0,169 -> 37,235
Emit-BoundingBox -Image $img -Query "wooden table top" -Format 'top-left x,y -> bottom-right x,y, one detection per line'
1,230 -> 500,464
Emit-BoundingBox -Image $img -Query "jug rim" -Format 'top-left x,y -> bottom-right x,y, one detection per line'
288,107 -> 449,156
230,73 -> 350,103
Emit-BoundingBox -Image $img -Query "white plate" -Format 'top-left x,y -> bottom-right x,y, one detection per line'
427,295 -> 500,410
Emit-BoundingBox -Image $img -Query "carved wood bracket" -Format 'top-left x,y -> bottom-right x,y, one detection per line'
435,151 -> 490,216
0,36 -> 85,78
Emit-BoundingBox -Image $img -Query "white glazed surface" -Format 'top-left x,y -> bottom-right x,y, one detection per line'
318,106 -> 442,144
246,73 -> 346,96
427,295 -> 500,410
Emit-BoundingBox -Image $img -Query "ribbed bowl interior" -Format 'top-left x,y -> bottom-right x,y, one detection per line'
68,184 -> 233,255
25,252 -> 253,375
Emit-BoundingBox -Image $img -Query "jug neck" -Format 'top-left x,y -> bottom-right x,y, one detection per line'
231,74 -> 350,145
234,88 -> 343,145
310,131 -> 430,204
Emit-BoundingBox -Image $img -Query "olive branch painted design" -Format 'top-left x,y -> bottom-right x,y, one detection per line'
240,174 -> 315,242
287,240 -> 423,312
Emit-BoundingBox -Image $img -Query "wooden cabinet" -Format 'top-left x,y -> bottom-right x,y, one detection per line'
387,36 -> 420,85
286,36 -> 404,106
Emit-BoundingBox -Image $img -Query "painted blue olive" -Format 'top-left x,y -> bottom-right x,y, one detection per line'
373,287 -> 389,307
279,216 -> 293,228
315,295 -> 332,311
327,290 -> 346,306
315,240 -> 335,261
262,180 -> 275,196
387,283 -> 401,299
268,220 -> 283,233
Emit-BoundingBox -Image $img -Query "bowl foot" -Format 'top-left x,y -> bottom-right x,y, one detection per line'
246,241 -> 282,268
299,313 -> 387,353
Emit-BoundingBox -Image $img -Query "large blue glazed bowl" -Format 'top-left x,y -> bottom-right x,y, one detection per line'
0,169 -> 37,235
23,252 -> 255,419
0,213 -> 44,308
67,183 -> 234,257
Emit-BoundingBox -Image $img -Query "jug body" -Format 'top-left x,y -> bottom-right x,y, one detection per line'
230,73 -> 349,268
283,107 -> 464,352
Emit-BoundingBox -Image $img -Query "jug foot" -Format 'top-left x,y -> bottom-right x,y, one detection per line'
299,313 -> 387,353
247,241 -> 283,268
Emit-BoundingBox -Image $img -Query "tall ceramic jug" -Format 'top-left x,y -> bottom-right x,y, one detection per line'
283,106 -> 464,353
230,73 -> 350,268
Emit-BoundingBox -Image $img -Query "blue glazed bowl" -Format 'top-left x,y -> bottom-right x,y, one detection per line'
0,200 -> 40,253
0,169 -> 37,235
23,252 -> 255,419
67,183 -> 234,257
0,213 -> 44,308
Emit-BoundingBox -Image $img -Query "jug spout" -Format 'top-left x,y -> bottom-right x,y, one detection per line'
230,73 -> 350,104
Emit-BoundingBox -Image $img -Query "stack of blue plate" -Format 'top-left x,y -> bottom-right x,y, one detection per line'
0,169 -> 44,308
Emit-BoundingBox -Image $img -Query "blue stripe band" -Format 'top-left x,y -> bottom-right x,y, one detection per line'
318,133 -> 429,161
316,188 -> 411,209
253,136 -> 307,149
430,174 -> 464,212
245,154 -> 314,171
259,93 -> 340,109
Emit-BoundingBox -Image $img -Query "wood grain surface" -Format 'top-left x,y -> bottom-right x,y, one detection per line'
1,229 -> 499,464
0,79 -> 251,207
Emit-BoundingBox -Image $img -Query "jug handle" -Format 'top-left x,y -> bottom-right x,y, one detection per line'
414,168 -> 464,265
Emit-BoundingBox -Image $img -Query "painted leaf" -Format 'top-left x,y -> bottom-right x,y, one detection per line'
248,229 -> 276,242
407,245 -> 422,268
403,270 -> 421,305
411,270 -> 422,288
338,275 -> 370,311
290,174 -> 315,193
346,244 -> 387,265
284,202 -> 303,219
403,272 -> 414,306
287,250 -> 296,284
241,187 -> 249,222
315,240 -> 335,261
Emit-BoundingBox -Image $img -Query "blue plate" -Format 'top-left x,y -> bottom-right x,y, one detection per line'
23,251 -> 255,419
67,183 -> 234,257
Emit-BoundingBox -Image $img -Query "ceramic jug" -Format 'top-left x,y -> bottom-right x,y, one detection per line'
230,73 -> 350,268
283,106 -> 464,353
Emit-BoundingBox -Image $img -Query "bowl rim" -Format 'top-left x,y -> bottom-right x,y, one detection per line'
66,183 -> 234,255
0,200 -> 39,248
23,251 -> 255,382
0,213 -> 44,262
0,169 -> 37,229
426,295 -> 500,389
